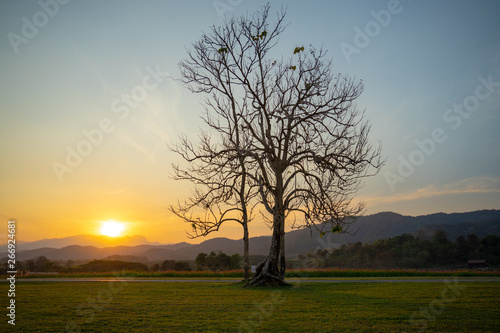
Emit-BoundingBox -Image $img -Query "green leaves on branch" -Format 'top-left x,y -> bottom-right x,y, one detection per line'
251,30 -> 267,41
319,225 -> 343,238
289,46 -> 304,71
332,225 -> 342,234
293,46 -> 305,54
217,47 -> 228,54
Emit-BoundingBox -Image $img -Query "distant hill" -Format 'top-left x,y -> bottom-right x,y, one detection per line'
13,234 -> 162,251
103,255 -> 149,263
2,210 -> 499,262
412,218 -> 500,240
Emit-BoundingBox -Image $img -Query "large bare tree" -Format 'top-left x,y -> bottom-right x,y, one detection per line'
172,4 -> 383,286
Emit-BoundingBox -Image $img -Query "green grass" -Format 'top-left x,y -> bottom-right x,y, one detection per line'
286,268 -> 500,278
14,268 -> 500,279
5,279 -> 500,332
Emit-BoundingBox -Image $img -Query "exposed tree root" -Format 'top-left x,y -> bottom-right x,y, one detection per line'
244,261 -> 291,287
244,274 -> 291,287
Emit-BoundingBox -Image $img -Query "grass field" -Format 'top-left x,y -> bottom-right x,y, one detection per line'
4,278 -> 500,332
18,268 -> 500,279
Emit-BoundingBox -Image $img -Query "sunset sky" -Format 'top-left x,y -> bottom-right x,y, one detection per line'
1,0 -> 499,245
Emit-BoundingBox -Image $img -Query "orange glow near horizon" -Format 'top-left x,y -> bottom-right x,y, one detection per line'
100,220 -> 126,237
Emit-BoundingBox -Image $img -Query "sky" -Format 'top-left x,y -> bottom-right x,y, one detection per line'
1,0 -> 499,245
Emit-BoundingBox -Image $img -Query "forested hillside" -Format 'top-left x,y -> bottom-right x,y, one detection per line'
294,231 -> 500,270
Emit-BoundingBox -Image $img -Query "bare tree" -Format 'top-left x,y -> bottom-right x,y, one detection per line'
170,22 -> 259,279
172,4 -> 383,286
169,113 -> 257,279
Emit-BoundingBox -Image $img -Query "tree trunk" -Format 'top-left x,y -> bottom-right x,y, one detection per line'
245,216 -> 289,287
246,173 -> 289,287
278,216 -> 286,279
243,221 -> 250,280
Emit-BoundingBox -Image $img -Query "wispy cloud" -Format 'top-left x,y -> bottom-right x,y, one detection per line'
365,176 -> 500,205
114,130 -> 157,163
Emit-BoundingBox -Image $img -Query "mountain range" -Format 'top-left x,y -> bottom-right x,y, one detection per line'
14,234 -> 162,251
2,210 -> 499,262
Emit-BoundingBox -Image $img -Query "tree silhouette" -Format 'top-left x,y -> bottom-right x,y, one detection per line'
172,4 -> 383,286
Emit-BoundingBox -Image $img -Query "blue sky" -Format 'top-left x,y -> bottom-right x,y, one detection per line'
0,0 -> 499,243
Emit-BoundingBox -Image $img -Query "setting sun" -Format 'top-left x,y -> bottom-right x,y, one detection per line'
100,220 -> 126,237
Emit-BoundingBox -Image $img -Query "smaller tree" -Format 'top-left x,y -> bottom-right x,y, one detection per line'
230,253 -> 242,270
206,251 -> 219,271
25,259 -> 35,272
34,256 -> 59,272
173,261 -> 192,271
161,260 -> 177,271
456,235 -> 469,262
467,233 -> 481,259
433,230 -> 449,244
481,235 -> 500,255
195,251 -> 241,271
170,122 -> 257,280
195,253 -> 207,271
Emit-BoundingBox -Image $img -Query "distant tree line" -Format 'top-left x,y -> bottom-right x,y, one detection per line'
151,260 -> 192,272
195,251 -> 241,271
3,233 -> 497,274
1,251 -> 244,274
11,255 -> 62,272
0,257 -> 151,273
78,260 -> 148,272
295,231 -> 500,269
